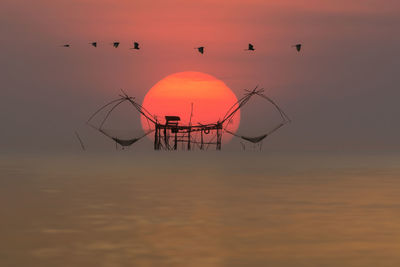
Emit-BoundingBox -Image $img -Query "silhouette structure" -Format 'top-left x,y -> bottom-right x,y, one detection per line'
112,42 -> 120,48
224,87 -> 290,144
90,42 -> 97,47
87,87 -> 290,151
62,44 -> 70,48
130,42 -> 140,50
196,46 -> 204,54
74,131 -> 86,151
246,43 -> 255,51
293,44 -> 302,52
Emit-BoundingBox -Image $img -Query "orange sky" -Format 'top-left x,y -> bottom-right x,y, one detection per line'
0,0 -> 399,151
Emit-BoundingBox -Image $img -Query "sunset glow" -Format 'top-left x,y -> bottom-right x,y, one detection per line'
141,71 -> 240,136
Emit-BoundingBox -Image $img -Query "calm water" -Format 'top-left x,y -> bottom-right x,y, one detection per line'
1,152 -> 400,266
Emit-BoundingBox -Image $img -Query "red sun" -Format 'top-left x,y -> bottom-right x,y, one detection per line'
141,71 -> 240,139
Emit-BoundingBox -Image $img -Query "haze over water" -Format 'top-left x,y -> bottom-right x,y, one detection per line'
2,152 -> 400,266
1,0 -> 400,266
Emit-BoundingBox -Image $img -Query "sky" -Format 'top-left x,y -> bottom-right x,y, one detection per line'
1,0 -> 399,153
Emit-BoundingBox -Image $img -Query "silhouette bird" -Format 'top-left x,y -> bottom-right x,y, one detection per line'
90,42 -> 97,47
130,42 -> 140,50
292,44 -> 302,52
112,42 -> 120,48
245,43 -> 255,51
195,46 -> 204,54
62,44 -> 70,48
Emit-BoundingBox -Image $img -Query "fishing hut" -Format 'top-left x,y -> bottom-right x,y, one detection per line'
153,116 -> 222,150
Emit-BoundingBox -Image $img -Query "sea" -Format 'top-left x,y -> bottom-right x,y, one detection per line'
1,151 -> 399,266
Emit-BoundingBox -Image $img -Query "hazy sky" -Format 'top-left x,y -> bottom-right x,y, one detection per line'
1,0 -> 399,152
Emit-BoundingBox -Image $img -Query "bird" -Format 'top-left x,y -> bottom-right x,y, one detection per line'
130,42 -> 140,50
195,46 -> 204,54
292,44 -> 302,52
62,44 -> 70,48
245,43 -> 255,51
112,42 -> 120,48
90,42 -> 97,47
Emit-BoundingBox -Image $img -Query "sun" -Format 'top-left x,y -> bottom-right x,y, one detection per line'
141,71 -> 240,139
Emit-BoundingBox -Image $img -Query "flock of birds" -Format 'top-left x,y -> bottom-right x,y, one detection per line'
61,42 -> 303,53
62,41 -> 140,49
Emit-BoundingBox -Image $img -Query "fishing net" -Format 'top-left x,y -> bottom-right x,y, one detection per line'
223,87 -> 290,149
87,94 -> 155,148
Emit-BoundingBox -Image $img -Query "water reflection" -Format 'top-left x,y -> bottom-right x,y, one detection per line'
1,152 -> 400,266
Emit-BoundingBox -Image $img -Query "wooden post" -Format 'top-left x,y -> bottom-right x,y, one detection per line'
200,130 -> 204,150
174,131 -> 177,150
216,124 -> 222,150
187,127 -> 191,150
164,125 -> 168,149
154,124 -> 159,150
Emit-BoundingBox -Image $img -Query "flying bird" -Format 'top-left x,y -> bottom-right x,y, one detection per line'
292,44 -> 302,52
112,42 -> 120,48
245,43 -> 255,51
130,42 -> 140,50
90,42 -> 97,47
62,44 -> 70,48
195,46 -> 204,54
